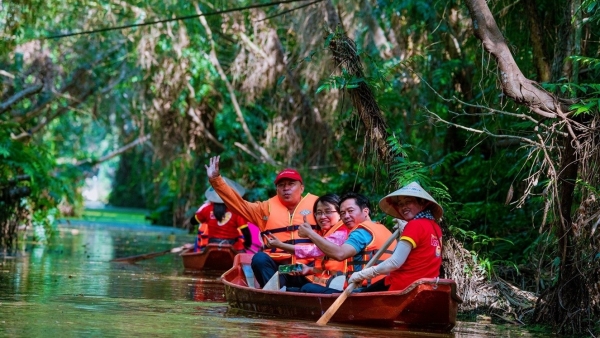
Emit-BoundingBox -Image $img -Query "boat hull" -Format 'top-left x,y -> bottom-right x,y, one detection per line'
180,243 -> 238,271
222,254 -> 462,332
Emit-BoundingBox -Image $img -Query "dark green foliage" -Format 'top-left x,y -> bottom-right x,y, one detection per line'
108,147 -> 148,209
0,127 -> 66,249
2,1 -> 600,331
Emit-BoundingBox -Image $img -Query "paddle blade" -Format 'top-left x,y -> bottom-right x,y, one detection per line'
170,246 -> 186,254
316,282 -> 357,326
110,245 -> 184,263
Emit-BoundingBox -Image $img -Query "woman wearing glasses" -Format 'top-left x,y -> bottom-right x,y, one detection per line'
263,194 -> 349,291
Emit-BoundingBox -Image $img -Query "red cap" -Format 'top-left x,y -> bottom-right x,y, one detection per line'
274,168 -> 303,185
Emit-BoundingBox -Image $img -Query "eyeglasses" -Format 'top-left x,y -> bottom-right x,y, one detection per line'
315,210 -> 338,217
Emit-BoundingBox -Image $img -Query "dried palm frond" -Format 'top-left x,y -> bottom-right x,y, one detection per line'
327,28 -> 392,163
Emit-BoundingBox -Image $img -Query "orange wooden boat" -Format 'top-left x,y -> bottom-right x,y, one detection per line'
221,254 -> 462,332
180,243 -> 238,271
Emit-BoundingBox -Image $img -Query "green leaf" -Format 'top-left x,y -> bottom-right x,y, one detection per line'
587,2 -> 596,12
276,76 -> 286,86
316,83 -> 331,94
560,85 -> 567,94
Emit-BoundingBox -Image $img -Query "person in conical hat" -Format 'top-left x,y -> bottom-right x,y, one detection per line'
204,176 -> 246,203
348,181 -> 444,292
378,182 -> 443,221
188,177 -> 253,253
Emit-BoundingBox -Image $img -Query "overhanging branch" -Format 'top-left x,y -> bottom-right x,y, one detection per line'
0,84 -> 43,114
464,0 -> 564,119
75,134 -> 151,167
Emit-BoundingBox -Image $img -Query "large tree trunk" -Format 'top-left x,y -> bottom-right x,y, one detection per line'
524,0 -> 551,82
464,0 -> 597,333
533,125 -> 589,332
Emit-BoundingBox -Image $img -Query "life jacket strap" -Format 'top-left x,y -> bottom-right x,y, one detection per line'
261,224 -> 318,235
283,238 -> 314,245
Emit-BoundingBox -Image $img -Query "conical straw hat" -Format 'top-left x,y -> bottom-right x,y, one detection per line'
379,182 -> 443,220
205,176 -> 246,203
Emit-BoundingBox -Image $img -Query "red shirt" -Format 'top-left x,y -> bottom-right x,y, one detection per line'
385,218 -> 442,291
195,203 -> 248,239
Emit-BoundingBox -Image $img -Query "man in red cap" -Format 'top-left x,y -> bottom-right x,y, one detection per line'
205,156 -> 319,289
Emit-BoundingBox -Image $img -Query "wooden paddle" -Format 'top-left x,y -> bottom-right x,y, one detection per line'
110,245 -> 187,263
316,227 -> 401,326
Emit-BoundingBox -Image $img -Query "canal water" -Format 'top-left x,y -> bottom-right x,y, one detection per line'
1,217 -> 547,337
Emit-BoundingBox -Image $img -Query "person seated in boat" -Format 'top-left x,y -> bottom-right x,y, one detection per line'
263,194 -> 349,290
347,182 -> 443,292
205,155 -> 319,289
296,192 -> 396,294
188,179 -> 253,253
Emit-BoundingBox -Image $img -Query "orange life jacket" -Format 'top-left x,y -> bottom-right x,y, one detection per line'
195,223 -> 209,252
194,203 -> 247,252
309,220 -> 349,286
261,194 -> 319,263
195,222 -> 245,252
345,220 -> 397,286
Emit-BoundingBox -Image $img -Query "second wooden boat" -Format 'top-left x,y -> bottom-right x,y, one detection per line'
180,243 -> 238,271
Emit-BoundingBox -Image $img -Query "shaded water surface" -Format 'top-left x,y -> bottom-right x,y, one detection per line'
1,218 -> 546,337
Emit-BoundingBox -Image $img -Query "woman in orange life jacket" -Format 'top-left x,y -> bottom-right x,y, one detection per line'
189,178 -> 252,253
263,194 -> 349,291
293,192 -> 396,294
348,182 -> 443,292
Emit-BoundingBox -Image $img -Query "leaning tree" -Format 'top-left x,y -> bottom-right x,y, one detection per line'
458,0 -> 599,333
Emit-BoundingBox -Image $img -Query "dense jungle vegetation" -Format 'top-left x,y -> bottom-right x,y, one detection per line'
1,0 -> 599,334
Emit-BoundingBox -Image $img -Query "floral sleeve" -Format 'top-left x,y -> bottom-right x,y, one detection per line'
294,228 -> 349,258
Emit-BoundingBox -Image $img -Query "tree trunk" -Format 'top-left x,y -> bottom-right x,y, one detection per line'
524,0 -> 551,82
532,128 -> 589,333
464,0 -> 597,333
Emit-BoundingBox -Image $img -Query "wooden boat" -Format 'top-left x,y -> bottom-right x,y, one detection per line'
221,254 -> 462,332
180,243 -> 238,271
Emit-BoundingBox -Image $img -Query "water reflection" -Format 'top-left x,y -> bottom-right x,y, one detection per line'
0,219 -> 548,337
188,277 -> 226,302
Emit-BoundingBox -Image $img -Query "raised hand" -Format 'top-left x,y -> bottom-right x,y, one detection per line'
205,155 -> 221,179
297,215 -> 313,238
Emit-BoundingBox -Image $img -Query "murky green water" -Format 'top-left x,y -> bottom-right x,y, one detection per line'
1,218 -> 547,337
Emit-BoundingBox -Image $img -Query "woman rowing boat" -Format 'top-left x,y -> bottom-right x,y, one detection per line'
348,182 -> 443,292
